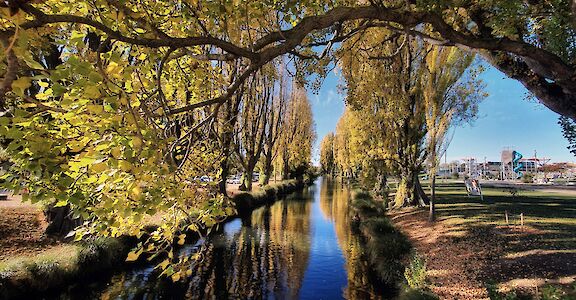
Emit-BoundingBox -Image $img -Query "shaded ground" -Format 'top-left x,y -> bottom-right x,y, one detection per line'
389,182 -> 576,299
0,196 -> 60,261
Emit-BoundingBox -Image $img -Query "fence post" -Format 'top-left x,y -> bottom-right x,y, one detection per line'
505,210 -> 509,225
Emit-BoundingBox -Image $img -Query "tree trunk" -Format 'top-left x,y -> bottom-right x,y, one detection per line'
415,177 -> 430,206
241,169 -> 253,191
282,156 -> 290,180
217,155 -> 230,195
260,152 -> 273,185
44,204 -> 82,239
395,168 -> 428,207
429,174 -> 436,222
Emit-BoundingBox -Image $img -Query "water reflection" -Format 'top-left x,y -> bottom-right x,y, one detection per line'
183,197 -> 312,299
56,178 -> 391,299
319,179 -> 385,300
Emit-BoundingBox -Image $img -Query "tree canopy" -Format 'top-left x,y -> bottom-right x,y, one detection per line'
0,0 -> 573,277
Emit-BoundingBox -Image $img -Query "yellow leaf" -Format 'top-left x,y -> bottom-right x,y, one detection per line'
119,160 -> 132,172
177,234 -> 186,245
91,162 -> 107,173
84,86 -> 101,99
126,248 -> 143,261
131,185 -> 142,198
111,147 -> 122,159
158,259 -> 170,270
12,77 -> 31,96
132,136 -> 143,149
171,273 -> 181,282
86,104 -> 104,114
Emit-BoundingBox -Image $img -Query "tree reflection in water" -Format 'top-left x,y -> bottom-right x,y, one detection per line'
184,198 -> 312,299
319,179 -> 385,300
59,179 -> 393,300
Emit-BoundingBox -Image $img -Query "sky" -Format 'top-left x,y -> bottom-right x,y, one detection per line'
308,64 -> 574,165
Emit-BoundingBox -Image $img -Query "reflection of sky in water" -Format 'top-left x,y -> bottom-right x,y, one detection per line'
223,217 -> 242,236
299,181 -> 348,300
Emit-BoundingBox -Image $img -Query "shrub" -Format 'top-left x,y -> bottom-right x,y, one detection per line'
77,238 -> 126,273
26,260 -> 68,287
404,253 -> 427,289
521,173 -> 534,184
363,218 -> 396,235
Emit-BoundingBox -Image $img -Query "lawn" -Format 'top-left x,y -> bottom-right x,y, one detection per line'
389,181 -> 576,299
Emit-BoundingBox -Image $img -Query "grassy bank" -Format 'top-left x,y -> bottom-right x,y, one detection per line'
349,189 -> 438,300
0,237 -> 132,299
232,179 -> 303,215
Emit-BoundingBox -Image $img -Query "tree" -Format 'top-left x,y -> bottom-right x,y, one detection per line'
0,0 -> 572,275
276,83 -> 315,180
260,60 -> 289,185
337,30 -> 484,208
215,64 -> 242,195
420,46 -> 486,221
3,1 -> 573,117
233,70 -> 272,191
319,132 -> 335,175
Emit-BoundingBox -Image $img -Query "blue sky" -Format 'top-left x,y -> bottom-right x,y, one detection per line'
308,64 -> 574,165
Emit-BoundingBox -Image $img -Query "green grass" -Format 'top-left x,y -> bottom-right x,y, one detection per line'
350,189 -> 413,286
432,183 -> 576,238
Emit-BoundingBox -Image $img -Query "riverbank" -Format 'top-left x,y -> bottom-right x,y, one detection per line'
389,182 -> 576,300
0,237 -> 132,299
233,179 -> 303,214
0,178 -> 310,299
349,189 -> 438,299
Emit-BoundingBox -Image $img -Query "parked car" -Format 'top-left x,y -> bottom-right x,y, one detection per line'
227,176 -> 241,184
0,189 -> 10,200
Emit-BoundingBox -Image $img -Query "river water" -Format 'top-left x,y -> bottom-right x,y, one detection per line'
57,178 -> 390,299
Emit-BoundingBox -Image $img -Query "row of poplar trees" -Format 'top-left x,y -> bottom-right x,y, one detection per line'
320,31 -> 486,221
217,60 -> 316,193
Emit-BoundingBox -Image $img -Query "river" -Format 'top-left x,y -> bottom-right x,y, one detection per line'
55,178 -> 392,299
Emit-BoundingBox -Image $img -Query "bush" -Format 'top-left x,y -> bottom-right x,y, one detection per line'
351,191 -> 414,287
405,253 -> 427,289
521,173 -> 534,183
77,238 -> 127,273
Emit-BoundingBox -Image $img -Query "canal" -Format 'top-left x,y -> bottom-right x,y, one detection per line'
56,178 -> 391,299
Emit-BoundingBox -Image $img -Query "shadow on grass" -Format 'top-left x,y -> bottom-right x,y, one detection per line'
432,182 -> 576,293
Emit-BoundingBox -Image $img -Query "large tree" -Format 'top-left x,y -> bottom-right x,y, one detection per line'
319,132 -> 335,176
233,70 -> 272,191
337,30 -> 484,208
260,60 -> 289,185
276,84 -> 315,180
0,0 -> 572,275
